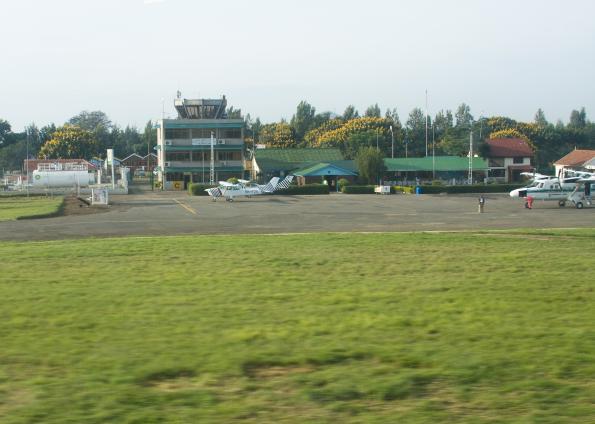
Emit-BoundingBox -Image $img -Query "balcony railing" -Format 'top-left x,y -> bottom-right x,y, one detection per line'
164,160 -> 243,168
164,138 -> 243,146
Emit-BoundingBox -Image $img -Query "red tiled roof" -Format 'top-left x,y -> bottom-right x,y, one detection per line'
24,159 -> 96,173
553,149 -> 595,166
486,138 -> 533,158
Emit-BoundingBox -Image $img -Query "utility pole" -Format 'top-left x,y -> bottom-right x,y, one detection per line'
469,131 -> 473,184
209,131 -> 215,184
376,128 -> 379,151
25,128 -> 29,197
425,89 -> 428,157
432,123 -> 436,180
389,125 -> 394,159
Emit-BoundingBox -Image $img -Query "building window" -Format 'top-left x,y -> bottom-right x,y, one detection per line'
513,157 -> 524,164
191,128 -> 216,139
217,151 -> 242,161
165,152 -> 191,161
489,158 -> 504,167
165,172 -> 184,181
222,128 -> 242,138
165,128 -> 189,139
192,151 -> 208,161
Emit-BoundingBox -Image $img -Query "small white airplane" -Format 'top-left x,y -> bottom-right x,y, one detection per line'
206,175 -> 294,201
510,170 -> 593,208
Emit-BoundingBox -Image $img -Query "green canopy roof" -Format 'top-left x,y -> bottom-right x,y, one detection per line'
384,156 -> 488,172
294,161 -> 357,177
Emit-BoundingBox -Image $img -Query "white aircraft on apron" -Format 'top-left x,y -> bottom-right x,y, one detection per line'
206,175 -> 294,201
510,171 -> 593,208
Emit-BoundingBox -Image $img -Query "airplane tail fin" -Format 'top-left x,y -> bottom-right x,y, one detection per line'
260,177 -> 280,193
275,175 -> 294,191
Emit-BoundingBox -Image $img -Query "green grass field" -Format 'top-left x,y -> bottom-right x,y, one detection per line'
1,231 -> 594,423
0,197 -> 64,221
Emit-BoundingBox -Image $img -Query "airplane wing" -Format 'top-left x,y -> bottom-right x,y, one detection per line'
520,172 -> 551,180
568,170 -> 595,178
238,179 -> 251,184
219,181 -> 235,187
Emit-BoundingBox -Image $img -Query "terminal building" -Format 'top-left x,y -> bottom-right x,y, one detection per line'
156,95 -> 245,190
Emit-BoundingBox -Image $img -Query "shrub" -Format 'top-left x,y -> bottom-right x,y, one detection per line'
342,185 -> 375,194
393,185 -> 414,194
227,177 -> 239,184
188,183 -> 216,196
337,178 -> 350,191
418,184 -> 524,194
275,184 -> 329,195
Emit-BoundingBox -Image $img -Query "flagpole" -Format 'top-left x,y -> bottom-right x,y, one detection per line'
425,89 -> 428,157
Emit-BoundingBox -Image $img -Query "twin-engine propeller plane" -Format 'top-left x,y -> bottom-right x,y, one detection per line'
206,175 -> 294,201
509,170 -> 593,208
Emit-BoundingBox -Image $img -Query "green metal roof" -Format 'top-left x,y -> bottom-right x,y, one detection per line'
294,162 -> 358,177
384,156 -> 488,172
254,148 -> 343,162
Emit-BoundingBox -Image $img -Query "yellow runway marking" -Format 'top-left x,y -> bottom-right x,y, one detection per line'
174,199 -> 197,215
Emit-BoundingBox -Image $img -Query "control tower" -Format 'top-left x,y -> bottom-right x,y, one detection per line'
156,94 -> 245,190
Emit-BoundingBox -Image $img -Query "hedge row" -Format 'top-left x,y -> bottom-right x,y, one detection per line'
275,184 -> 329,195
416,184 -> 524,194
188,183 -> 216,196
393,185 -> 414,194
341,185 -> 375,194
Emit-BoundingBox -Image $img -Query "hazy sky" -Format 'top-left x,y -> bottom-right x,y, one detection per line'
2,0 -> 595,130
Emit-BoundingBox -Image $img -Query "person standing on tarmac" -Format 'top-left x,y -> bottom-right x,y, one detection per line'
478,195 -> 485,213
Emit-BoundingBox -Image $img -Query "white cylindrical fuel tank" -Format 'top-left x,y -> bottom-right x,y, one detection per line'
31,170 -> 94,188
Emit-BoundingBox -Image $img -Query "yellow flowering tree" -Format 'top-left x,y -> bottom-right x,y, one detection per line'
258,122 -> 296,148
307,117 -> 392,147
489,128 -> 536,151
38,125 -> 99,159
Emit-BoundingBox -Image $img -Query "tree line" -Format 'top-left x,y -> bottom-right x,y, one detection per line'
248,102 -> 595,171
1,103 -> 594,175
0,111 -> 156,173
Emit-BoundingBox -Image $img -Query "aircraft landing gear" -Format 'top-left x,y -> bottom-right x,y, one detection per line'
558,200 -> 566,207
575,201 -> 583,209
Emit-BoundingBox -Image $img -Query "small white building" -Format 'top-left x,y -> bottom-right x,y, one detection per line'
553,149 -> 595,177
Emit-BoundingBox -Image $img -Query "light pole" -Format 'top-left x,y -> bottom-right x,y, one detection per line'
25,128 -> 29,197
389,125 -> 394,159
432,123 -> 435,180
376,128 -> 379,151
425,89 -> 428,157
404,129 -> 408,158
209,131 -> 215,184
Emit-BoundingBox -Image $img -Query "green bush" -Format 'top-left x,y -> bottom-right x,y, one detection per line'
275,184 -> 329,195
392,185 -> 414,194
337,178 -> 350,191
342,185 -> 375,194
188,183 -> 216,196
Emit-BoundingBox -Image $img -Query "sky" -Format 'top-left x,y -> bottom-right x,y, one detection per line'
1,0 -> 595,130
